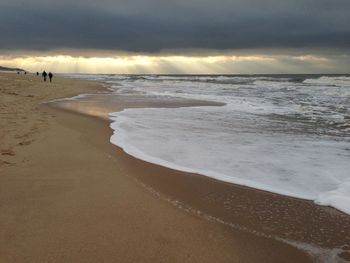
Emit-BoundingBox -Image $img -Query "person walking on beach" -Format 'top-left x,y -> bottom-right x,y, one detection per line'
48,72 -> 53,83
42,71 -> 47,82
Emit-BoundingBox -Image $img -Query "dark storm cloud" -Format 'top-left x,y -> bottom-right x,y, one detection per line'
0,0 -> 349,52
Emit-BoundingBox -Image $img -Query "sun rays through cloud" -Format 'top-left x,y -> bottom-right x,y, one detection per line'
1,53 -> 347,74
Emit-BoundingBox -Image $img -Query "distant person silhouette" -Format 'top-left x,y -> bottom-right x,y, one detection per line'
48,72 -> 53,83
42,71 -> 47,82
36,72 -> 39,76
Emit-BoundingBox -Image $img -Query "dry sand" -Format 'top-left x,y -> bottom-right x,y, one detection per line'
0,73 -> 347,262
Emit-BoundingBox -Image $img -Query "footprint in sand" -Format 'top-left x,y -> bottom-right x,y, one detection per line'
18,140 -> 32,146
1,149 -> 16,156
0,159 -> 14,166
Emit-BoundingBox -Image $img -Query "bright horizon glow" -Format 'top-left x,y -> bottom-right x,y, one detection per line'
0,53 -> 348,74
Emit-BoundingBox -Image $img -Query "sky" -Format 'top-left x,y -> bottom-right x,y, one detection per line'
0,0 -> 349,73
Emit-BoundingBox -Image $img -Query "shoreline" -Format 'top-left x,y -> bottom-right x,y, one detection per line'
49,77 -> 350,261
0,73 -> 348,262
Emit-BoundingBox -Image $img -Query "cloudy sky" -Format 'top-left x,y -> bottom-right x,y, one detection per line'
1,0 -> 349,73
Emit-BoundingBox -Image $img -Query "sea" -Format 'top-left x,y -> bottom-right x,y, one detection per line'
64,74 -> 350,215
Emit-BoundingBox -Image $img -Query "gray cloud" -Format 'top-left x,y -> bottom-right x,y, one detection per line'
0,0 -> 349,53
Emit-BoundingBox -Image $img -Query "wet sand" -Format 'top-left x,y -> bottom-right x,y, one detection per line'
52,84 -> 350,262
0,73 -> 348,262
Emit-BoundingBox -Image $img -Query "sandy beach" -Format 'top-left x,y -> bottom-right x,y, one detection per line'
0,73 -> 349,263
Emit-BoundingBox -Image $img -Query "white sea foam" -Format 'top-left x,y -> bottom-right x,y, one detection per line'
109,105 -> 350,214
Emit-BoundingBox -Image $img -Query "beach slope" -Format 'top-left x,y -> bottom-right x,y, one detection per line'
0,73 -> 312,262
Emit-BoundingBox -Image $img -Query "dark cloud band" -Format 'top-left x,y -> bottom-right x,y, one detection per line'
1,0 -> 349,52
